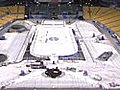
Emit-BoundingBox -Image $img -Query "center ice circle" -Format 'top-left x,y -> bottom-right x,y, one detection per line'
49,37 -> 59,41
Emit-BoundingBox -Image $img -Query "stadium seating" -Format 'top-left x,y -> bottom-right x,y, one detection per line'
83,6 -> 120,36
0,6 -> 25,27
8,6 -> 18,14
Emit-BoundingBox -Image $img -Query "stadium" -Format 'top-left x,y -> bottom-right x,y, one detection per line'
0,0 -> 120,90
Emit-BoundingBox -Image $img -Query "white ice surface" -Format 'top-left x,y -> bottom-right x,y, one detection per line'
30,25 -> 78,57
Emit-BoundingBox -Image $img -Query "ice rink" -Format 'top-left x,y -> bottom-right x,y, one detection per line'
30,21 -> 78,57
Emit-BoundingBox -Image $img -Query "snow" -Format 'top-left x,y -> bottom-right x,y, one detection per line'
0,20 -> 120,89
0,33 -> 18,53
42,20 -> 64,25
0,32 -> 29,62
76,21 -> 120,60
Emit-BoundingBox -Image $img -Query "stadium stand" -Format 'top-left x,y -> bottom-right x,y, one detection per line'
83,6 -> 120,36
0,6 -> 25,27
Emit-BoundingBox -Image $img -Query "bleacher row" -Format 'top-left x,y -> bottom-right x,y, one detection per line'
0,6 -> 25,27
29,4 -> 79,16
83,6 -> 120,36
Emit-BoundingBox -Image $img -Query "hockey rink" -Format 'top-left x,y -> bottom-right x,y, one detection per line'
30,22 -> 78,57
